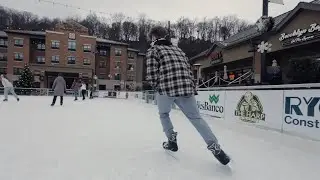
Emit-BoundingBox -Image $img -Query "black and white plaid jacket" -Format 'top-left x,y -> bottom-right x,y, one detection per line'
146,38 -> 197,97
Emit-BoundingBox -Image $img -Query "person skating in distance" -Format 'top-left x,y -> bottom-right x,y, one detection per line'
0,74 -> 19,102
146,26 -> 230,165
51,73 -> 66,106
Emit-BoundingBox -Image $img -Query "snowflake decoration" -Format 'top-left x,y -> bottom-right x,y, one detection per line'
257,41 -> 272,53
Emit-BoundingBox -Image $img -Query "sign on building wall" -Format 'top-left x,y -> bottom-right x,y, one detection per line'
196,91 -> 225,118
210,51 -> 223,65
279,23 -> 320,46
282,90 -> 320,140
69,33 -> 76,40
224,90 -> 283,130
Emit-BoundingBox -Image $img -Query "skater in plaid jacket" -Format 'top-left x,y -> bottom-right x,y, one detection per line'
146,26 -> 230,165
146,36 -> 196,97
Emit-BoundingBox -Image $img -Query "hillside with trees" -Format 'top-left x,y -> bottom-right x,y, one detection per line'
0,5 -> 253,58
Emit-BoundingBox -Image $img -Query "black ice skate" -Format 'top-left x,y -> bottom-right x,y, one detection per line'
207,142 -> 230,165
163,132 -> 178,152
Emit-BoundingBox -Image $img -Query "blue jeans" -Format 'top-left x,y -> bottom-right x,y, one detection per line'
74,90 -> 78,99
156,93 -> 219,145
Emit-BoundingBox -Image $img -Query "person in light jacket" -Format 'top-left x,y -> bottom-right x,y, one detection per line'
80,81 -> 86,100
71,78 -> 81,101
51,73 -> 66,106
0,74 -> 19,102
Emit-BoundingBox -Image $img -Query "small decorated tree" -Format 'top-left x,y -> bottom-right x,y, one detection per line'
16,64 -> 34,94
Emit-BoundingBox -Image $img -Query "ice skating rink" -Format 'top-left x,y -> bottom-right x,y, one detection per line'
0,96 -> 319,180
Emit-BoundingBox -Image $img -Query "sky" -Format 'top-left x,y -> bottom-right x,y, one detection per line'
0,0 -> 315,23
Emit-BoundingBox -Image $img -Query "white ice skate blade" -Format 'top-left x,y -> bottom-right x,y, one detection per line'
164,149 -> 180,161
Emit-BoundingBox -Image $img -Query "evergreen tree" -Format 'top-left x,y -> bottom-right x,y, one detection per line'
17,64 -> 34,89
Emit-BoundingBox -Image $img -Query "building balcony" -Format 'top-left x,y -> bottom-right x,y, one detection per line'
29,61 -> 45,65
0,57 -> 7,62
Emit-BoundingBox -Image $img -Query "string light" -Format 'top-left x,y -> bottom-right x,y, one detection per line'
37,0 -> 112,16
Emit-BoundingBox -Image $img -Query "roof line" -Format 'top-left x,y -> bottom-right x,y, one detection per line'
274,2 -> 320,32
190,0 -> 320,62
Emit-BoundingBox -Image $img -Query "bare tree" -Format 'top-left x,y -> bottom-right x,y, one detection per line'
176,17 -> 193,38
196,17 -> 210,40
122,18 -> 138,41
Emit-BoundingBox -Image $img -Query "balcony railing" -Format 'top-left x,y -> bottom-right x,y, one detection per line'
0,57 -> 7,62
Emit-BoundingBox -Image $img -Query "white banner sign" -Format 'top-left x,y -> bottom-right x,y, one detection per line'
196,91 -> 225,118
282,90 -> 320,140
224,90 -> 283,130
279,23 -> 320,41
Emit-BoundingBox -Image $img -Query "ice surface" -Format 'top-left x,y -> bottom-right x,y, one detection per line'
0,96 -> 319,180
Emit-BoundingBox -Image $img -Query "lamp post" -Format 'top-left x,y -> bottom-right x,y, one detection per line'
260,0 -> 269,84
259,0 -> 283,84
92,75 -> 98,98
193,63 -> 202,87
93,75 -> 98,88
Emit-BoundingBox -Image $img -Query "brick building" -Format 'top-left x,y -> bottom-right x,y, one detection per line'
0,31 -> 7,75
0,21 -> 145,90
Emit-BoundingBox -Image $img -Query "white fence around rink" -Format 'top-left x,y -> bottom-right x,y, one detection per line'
0,87 -> 135,99
1,85 -> 319,141
135,83 -> 320,142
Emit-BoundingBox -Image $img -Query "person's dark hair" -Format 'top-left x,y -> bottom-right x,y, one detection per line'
58,73 -> 63,76
148,26 -> 168,40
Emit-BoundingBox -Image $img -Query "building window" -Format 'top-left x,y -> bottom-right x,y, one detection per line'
0,67 -> 6,74
0,53 -> 7,61
127,75 -> 135,81
114,73 -> 121,80
13,67 -> 23,75
14,52 -> 23,61
68,41 -> 76,51
51,55 -> 59,63
0,39 -> 8,47
115,61 -> 121,69
37,44 -> 45,50
99,50 -> 107,56
36,56 -> 45,64
128,52 -> 135,59
99,61 -> 106,68
51,40 -> 60,49
115,48 -> 122,56
83,58 -> 91,65
127,64 -> 134,71
14,38 -> 23,47
83,44 -> 91,52
67,56 -> 76,64
99,84 -> 106,90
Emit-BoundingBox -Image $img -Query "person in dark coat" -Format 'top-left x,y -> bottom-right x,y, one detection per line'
51,73 -> 66,106
71,78 -> 81,101
88,84 -> 94,99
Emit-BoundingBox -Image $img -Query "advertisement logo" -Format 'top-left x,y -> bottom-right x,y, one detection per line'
209,94 -> 219,104
197,94 -> 224,113
284,96 -> 320,128
235,92 -> 265,123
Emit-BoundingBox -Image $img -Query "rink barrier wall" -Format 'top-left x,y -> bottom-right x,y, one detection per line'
1,86 -> 319,141
137,84 -> 320,141
0,88 -> 136,99
0,88 -> 75,96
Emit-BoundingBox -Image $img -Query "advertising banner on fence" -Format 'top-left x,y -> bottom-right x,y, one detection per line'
282,90 -> 320,140
224,90 -> 283,130
196,91 -> 225,118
